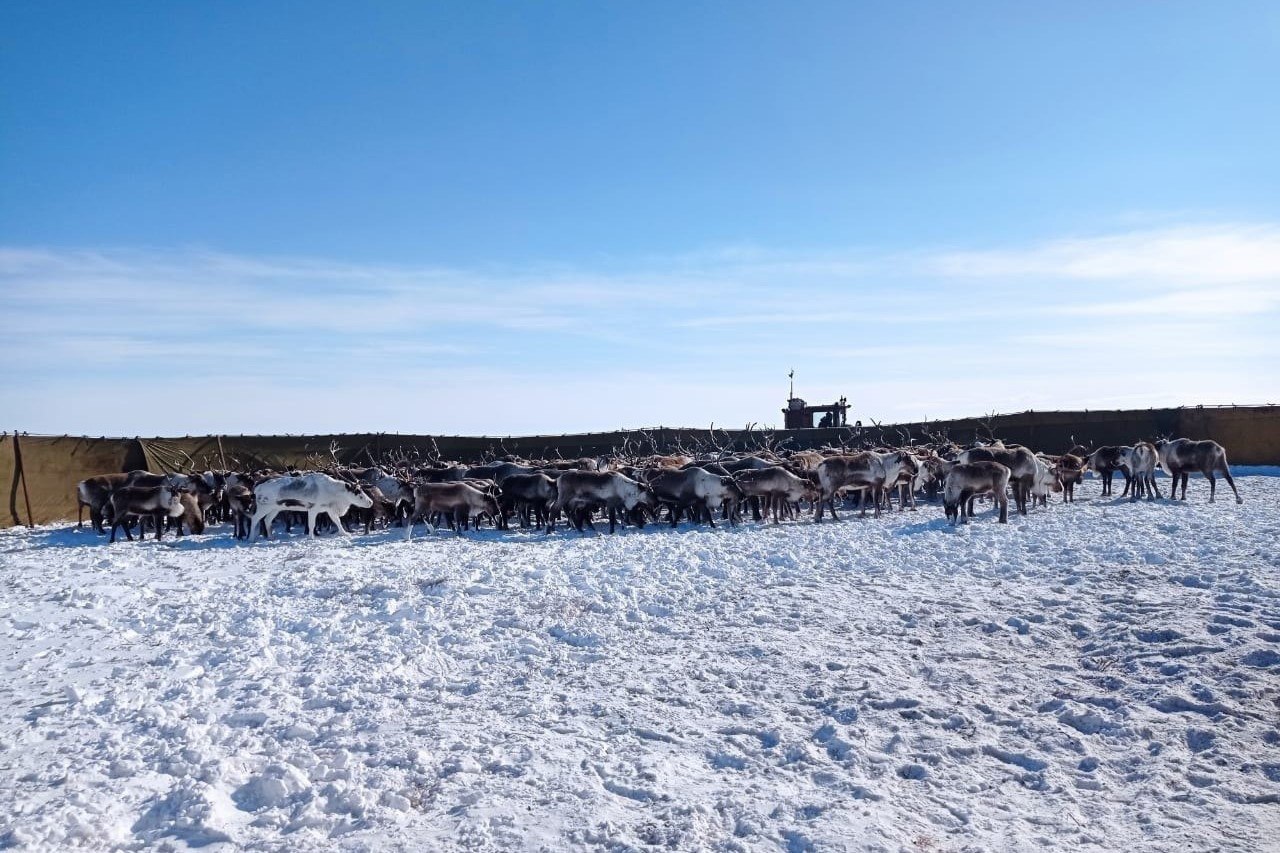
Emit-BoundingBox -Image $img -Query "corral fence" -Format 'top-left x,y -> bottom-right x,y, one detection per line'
4,404 -> 1278,528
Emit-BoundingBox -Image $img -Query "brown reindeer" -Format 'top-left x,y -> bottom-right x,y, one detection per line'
943,461 -> 1011,525
734,467 -> 817,523
1085,447 -> 1132,497
1154,438 -> 1241,504
404,482 -> 502,537
108,485 -> 185,542
1047,453 -> 1085,502
77,473 -> 129,533
813,451 -> 912,520
956,446 -> 1037,515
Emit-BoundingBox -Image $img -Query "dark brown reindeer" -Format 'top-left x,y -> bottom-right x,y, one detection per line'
1155,438 -> 1241,504
500,472 -> 557,528
404,482 -> 502,537
1085,446 -> 1132,497
1047,451 -> 1086,502
77,473 -> 129,533
108,485 -> 186,542
943,461 -> 1011,525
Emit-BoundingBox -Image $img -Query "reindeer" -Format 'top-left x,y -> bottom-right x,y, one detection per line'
955,445 -> 1037,515
107,485 -> 186,542
943,461 -> 1011,525
547,471 -> 654,534
734,467 -> 817,523
1154,438 -> 1241,503
1030,454 -> 1063,508
648,466 -> 746,527
1047,453 -> 1086,502
249,472 -> 374,539
1119,442 -> 1162,501
500,472 -> 557,529
226,483 -> 256,539
76,473 -> 129,533
173,492 -> 207,536
813,451 -> 912,520
1085,446 -> 1132,497
404,482 -> 502,537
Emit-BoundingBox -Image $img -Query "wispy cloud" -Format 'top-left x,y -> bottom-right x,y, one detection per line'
929,223 -> 1280,284
2,221 -> 1277,435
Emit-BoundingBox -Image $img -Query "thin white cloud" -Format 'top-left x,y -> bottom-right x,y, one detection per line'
2,221 -> 1278,434
930,224 -> 1280,284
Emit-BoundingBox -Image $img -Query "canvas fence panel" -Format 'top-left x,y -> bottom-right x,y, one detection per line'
1187,407 -> 1280,466
3,435 -> 138,527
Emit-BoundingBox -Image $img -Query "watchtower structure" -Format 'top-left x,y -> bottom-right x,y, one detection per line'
782,395 -> 850,429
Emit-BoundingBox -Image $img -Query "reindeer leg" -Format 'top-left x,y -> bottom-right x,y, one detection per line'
998,493 -> 1008,523
332,510 -> 352,536
1206,469 -> 1216,503
1222,466 -> 1242,504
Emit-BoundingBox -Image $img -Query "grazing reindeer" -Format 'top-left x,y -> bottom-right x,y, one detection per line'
1154,438 -> 1241,504
172,492 -> 207,536
943,462 -> 1011,525
1119,442 -> 1162,501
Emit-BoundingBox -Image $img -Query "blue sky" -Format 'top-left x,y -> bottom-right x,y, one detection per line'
2,1 -> 1278,435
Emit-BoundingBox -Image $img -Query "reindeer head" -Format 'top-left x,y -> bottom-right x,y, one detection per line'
720,476 -> 747,501
345,482 -> 375,509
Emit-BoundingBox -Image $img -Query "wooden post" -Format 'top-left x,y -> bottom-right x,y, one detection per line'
216,434 -> 227,470
12,431 -> 34,528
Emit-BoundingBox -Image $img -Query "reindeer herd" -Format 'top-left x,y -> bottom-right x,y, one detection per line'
73,433 -> 1243,544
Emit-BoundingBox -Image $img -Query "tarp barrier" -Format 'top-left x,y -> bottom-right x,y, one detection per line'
3,434 -> 139,527
4,405 -> 1277,527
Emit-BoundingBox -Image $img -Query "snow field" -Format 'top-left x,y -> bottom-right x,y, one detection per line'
1,476 -> 1279,851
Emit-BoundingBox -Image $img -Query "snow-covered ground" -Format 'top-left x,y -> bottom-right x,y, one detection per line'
2,476 -> 1279,852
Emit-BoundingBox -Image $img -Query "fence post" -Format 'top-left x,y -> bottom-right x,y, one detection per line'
12,431 -> 34,528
